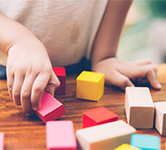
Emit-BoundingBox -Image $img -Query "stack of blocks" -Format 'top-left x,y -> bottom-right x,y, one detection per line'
0,69 -> 164,149
52,67 -> 66,95
76,71 -> 104,101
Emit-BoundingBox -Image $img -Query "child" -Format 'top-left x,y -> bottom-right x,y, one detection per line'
0,0 -> 161,116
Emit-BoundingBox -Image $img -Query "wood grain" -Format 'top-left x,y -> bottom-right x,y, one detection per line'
0,64 -> 165,150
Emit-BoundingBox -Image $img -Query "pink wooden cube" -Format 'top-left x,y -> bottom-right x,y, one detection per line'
53,67 -> 66,95
0,133 -> 4,150
46,121 -> 77,150
35,91 -> 65,123
83,107 -> 118,128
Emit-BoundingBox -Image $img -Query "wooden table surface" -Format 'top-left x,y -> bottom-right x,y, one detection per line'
0,64 -> 166,150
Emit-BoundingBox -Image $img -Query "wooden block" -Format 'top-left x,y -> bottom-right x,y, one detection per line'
76,120 -> 136,150
76,71 -> 104,101
125,87 -> 154,129
154,102 -> 166,136
0,133 -> 4,150
46,121 -> 77,150
131,134 -> 160,150
114,144 -> 141,150
53,67 -> 66,95
35,91 -> 65,123
83,107 -> 118,128
157,63 -> 166,84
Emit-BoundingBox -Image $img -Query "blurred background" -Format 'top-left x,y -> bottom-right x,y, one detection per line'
118,0 -> 166,64
0,0 -> 166,66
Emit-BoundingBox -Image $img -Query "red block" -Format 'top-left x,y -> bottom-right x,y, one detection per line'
83,107 -> 118,128
35,91 -> 65,123
53,67 -> 66,95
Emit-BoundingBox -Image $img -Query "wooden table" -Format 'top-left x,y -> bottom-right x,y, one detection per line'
0,64 -> 166,150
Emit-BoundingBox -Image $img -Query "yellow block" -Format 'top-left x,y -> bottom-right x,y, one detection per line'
114,144 -> 141,150
76,71 -> 104,101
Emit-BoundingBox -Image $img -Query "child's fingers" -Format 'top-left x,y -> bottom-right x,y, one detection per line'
129,64 -> 157,79
12,73 -> 24,105
133,58 -> 154,66
20,74 -> 36,115
45,71 -> 60,96
6,68 -> 14,97
30,72 -> 50,111
146,70 -> 161,89
106,71 -> 135,91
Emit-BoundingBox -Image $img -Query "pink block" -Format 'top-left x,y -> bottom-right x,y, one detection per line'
0,133 -> 4,150
53,67 -> 66,95
83,107 -> 118,128
46,121 -> 77,150
35,91 -> 65,123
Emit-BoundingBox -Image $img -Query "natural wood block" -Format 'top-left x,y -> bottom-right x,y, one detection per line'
53,67 -> 66,95
125,87 -> 154,129
0,133 -> 4,150
131,134 -> 160,150
46,121 -> 77,150
76,120 -> 136,150
154,102 -> 166,136
83,107 -> 118,128
35,91 -> 65,123
157,64 -> 166,83
76,71 -> 104,101
114,144 -> 140,150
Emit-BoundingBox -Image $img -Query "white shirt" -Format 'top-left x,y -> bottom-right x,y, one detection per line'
0,0 -> 108,66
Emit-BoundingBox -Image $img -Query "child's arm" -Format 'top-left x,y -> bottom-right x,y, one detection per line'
91,0 -> 161,91
0,12 -> 60,115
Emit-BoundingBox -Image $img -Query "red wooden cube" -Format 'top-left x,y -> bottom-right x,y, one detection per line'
52,67 -> 66,95
83,107 -> 118,128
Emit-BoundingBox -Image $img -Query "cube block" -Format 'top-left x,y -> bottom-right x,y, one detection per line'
0,133 -> 4,150
35,91 -> 65,123
114,144 -> 141,150
125,87 -> 154,129
154,102 -> 166,136
53,67 -> 66,95
76,71 -> 104,101
83,107 -> 118,128
46,121 -> 77,150
76,120 -> 136,150
131,134 -> 160,150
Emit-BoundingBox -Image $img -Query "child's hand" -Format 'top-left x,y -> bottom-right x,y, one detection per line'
92,57 -> 161,91
6,38 -> 60,116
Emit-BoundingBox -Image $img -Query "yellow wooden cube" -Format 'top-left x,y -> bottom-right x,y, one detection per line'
76,71 -> 104,101
114,144 -> 141,150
